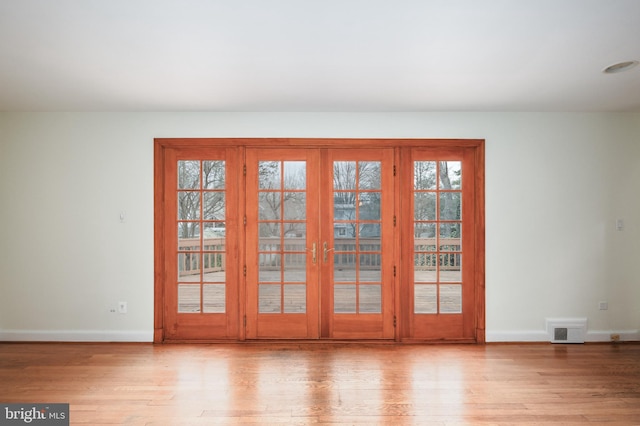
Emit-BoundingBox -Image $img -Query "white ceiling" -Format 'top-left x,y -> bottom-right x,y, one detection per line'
1,0 -> 639,112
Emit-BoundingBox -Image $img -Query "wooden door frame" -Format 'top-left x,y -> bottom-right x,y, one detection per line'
244,148 -> 321,339
397,146 -> 484,342
320,147 -> 396,339
154,138 -> 485,343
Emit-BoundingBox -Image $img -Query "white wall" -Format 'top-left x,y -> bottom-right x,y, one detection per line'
0,112 -> 638,342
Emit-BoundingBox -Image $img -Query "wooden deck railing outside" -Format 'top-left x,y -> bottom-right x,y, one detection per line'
178,237 -> 461,277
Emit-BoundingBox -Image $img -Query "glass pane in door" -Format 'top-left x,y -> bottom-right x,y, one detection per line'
257,160 -> 308,314
413,160 -> 463,314
176,159 -> 227,314
332,160 -> 382,314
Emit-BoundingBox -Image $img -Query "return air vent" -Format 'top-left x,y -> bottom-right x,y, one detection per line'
546,318 -> 587,344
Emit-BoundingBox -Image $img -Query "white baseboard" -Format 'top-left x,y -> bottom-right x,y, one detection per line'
486,330 -> 549,342
0,329 -> 153,342
586,330 -> 640,342
486,329 -> 640,343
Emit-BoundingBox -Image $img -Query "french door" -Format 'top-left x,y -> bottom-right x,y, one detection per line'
245,148 -> 394,339
399,146 -> 482,341
154,138 -> 485,343
158,146 -> 241,340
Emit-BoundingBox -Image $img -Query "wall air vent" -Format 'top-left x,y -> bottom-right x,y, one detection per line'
546,318 -> 587,344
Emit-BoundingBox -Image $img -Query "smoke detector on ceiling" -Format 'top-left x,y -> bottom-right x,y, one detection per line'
603,60 -> 639,74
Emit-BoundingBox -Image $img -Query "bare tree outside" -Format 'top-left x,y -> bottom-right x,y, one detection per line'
413,161 -> 461,238
258,161 -> 306,238
178,160 -> 226,240
333,161 -> 381,238
438,161 -> 461,238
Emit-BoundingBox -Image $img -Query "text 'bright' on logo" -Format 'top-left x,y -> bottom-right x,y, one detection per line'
1,404 -> 69,425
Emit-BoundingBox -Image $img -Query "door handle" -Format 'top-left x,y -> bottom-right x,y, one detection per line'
323,242 -> 335,263
307,242 -> 317,264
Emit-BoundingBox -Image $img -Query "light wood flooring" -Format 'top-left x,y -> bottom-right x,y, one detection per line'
1,342 -> 639,425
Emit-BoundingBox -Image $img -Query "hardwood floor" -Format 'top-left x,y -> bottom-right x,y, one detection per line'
1,342 -> 639,425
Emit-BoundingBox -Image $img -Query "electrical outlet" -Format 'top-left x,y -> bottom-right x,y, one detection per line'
118,301 -> 127,314
598,301 -> 608,310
